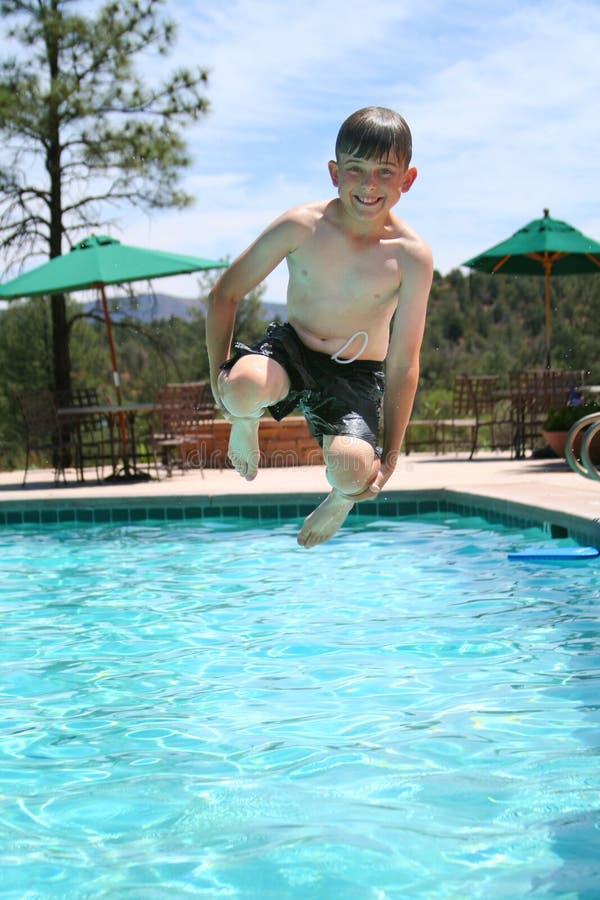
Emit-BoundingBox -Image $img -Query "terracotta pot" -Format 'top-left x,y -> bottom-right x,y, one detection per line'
542,431 -> 568,458
543,429 -> 600,463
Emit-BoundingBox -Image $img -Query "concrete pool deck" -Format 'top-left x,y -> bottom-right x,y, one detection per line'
1,452 -> 599,543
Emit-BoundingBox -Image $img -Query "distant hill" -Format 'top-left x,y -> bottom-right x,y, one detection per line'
261,301 -> 287,322
82,292 -> 286,323
83,293 -> 200,322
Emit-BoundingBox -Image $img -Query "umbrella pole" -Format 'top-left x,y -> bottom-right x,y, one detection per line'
99,285 -> 130,467
543,260 -> 552,368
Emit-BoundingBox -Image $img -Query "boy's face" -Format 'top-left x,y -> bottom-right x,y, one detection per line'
328,152 -> 417,221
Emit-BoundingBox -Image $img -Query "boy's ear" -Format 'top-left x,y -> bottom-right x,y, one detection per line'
401,166 -> 418,193
328,159 -> 339,187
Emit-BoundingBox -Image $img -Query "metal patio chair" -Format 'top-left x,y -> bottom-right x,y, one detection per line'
509,369 -> 586,458
16,390 -> 68,485
56,387 -> 116,480
148,381 -> 216,477
439,374 -> 512,458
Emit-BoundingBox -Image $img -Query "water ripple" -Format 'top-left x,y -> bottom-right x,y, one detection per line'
0,515 -> 599,897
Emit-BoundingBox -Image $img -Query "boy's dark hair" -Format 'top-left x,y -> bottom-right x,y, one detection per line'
335,107 -> 412,166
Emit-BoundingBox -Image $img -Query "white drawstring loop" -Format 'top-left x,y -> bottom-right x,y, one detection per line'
330,330 -> 369,364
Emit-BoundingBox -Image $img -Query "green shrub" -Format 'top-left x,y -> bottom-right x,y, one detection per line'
543,400 -> 600,431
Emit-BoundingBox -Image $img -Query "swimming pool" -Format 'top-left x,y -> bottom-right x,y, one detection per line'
2,514 -> 599,898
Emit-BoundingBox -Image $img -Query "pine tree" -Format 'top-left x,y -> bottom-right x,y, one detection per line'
0,0 -> 210,392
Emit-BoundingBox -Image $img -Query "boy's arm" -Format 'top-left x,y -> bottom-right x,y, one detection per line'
206,212 -> 306,403
361,241 -> 433,499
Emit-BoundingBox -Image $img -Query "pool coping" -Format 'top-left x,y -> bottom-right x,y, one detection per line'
1,486 -> 599,546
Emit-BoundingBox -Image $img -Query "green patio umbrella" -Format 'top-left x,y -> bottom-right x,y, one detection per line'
463,209 -> 600,367
0,234 -> 228,454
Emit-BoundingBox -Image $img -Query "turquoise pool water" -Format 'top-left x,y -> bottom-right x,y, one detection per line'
1,514 -> 599,899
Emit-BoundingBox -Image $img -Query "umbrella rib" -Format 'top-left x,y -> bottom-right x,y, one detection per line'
491,255 -> 512,273
526,251 -> 568,267
585,253 -> 600,270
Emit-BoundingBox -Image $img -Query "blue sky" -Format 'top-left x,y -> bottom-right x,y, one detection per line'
14,0 -> 600,304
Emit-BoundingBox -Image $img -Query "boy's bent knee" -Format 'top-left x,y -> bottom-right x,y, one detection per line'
219,356 -> 290,417
324,435 -> 378,495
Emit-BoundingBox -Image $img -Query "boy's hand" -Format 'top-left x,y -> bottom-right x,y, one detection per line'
338,459 -> 392,504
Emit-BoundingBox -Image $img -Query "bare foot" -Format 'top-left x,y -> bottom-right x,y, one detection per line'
297,490 -> 354,548
228,417 -> 260,480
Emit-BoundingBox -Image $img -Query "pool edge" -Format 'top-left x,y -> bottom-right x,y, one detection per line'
0,487 -> 598,546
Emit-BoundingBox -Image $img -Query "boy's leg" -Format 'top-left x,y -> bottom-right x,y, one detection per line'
218,354 -> 291,480
297,435 -> 379,548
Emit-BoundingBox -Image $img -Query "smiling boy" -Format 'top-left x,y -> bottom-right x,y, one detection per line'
206,107 -> 433,547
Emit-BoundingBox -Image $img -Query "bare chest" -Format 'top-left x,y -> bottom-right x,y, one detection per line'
288,227 -> 401,309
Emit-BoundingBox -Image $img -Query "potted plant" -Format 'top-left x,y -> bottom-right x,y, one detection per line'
543,399 -> 600,459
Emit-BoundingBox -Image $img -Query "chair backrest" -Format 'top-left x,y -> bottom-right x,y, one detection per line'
546,370 -> 586,407
17,390 -> 62,442
465,375 -> 498,419
510,369 -> 586,414
154,382 -> 216,435
54,387 -> 109,437
451,375 -> 473,419
451,374 -> 498,420
67,387 -> 101,407
55,387 -> 101,414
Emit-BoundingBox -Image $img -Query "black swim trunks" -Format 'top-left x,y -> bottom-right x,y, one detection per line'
220,321 -> 385,450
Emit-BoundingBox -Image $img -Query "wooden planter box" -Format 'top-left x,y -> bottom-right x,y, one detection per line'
181,415 -> 324,469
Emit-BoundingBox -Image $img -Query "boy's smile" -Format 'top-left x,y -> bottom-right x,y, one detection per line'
355,195 -> 382,208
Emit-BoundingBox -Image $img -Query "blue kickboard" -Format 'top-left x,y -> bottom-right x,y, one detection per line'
508,546 -> 599,561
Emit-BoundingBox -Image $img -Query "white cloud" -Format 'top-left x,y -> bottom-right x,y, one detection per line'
392,0 -> 600,270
